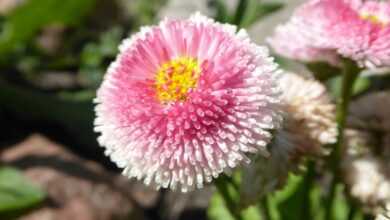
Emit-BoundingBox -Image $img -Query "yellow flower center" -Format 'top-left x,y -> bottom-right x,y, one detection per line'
360,13 -> 388,26
155,57 -> 201,103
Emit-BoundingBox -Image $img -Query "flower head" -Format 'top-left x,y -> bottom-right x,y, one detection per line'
376,206 -> 390,220
343,154 -> 390,213
268,21 -> 339,65
342,92 -> 390,213
94,13 -> 282,192
376,213 -> 390,220
269,0 -> 390,68
279,72 -> 337,157
240,72 -> 336,207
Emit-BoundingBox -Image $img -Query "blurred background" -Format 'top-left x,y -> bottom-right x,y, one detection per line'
0,0 -> 306,219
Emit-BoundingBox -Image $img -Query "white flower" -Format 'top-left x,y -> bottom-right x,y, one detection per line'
344,156 -> 390,212
240,72 -> 336,206
343,91 -> 390,213
279,72 -> 337,157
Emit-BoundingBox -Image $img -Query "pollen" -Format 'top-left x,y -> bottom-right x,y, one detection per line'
360,13 -> 388,26
155,57 -> 201,103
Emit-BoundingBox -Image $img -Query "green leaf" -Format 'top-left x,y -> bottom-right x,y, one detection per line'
0,80 -> 97,152
275,174 -> 320,220
240,1 -> 284,27
211,0 -> 283,27
98,26 -> 123,57
211,0 -> 230,23
0,0 -> 96,55
126,0 -> 166,27
0,167 -> 46,218
352,76 -> 371,96
208,192 -> 236,220
78,67 -> 105,88
265,166 -> 324,220
78,26 -> 123,88
79,26 -> 123,68
256,2 -> 284,19
327,75 -> 371,99
234,0 -> 259,28
81,44 -> 103,67
306,62 -> 342,81
208,191 -> 263,220
233,0 -> 284,28
331,184 -> 349,220
267,172 -> 356,220
241,206 -> 262,220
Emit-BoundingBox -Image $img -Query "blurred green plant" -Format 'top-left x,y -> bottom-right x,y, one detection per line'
79,26 -> 124,88
212,0 -> 284,27
0,0 -> 96,59
327,75 -> 371,99
0,167 -> 46,219
306,62 -> 342,81
0,80 -> 96,153
209,171 -> 366,220
117,0 -> 167,27
209,191 -> 263,220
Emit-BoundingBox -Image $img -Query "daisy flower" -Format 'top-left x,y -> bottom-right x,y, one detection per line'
279,72 -> 337,158
94,13 -> 282,192
376,206 -> 390,220
268,20 -> 339,65
343,153 -> 390,214
240,72 -> 336,206
269,0 -> 390,68
342,92 -> 390,213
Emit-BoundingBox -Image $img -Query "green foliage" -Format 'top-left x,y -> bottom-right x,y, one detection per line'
270,174 -> 358,220
331,184 -> 350,220
0,167 -> 46,218
307,60 -> 371,98
327,75 -> 371,98
208,191 -> 263,220
116,0 -> 166,27
0,0 -> 96,56
238,1 -> 284,28
208,192 -> 236,220
212,0 -> 284,27
306,62 -> 342,81
210,168 -> 364,220
79,26 -> 124,88
0,80 -> 96,150
272,174 -> 319,220
212,0 -> 230,23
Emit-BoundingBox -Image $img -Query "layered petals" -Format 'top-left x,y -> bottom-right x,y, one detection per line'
269,0 -> 390,68
94,13 -> 282,192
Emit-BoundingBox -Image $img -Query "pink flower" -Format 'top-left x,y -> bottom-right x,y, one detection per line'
268,21 -> 340,65
269,0 -> 390,68
94,13 -> 282,192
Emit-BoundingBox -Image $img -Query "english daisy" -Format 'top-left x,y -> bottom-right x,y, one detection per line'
269,0 -> 390,68
94,13 -> 282,192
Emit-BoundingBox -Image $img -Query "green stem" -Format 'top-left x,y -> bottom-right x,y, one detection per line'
325,59 -> 361,220
302,161 -> 316,219
259,196 -> 271,220
363,213 -> 374,220
215,177 -> 243,220
347,203 -> 357,220
233,0 -> 248,27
